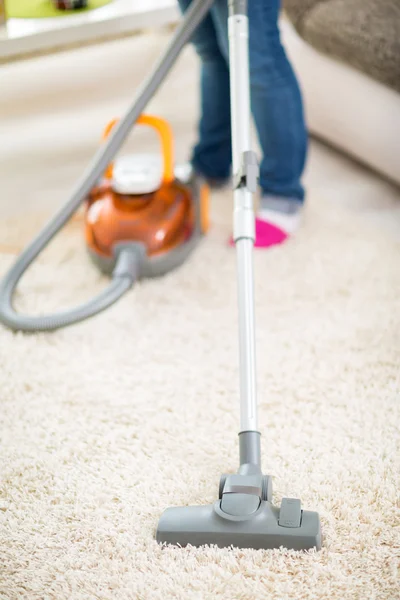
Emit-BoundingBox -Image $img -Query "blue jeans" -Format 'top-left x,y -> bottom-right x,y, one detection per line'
177,0 -> 307,202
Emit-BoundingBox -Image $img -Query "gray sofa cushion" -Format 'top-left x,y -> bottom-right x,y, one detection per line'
283,0 -> 400,93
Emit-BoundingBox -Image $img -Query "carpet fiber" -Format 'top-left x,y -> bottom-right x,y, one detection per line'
0,190 -> 399,599
0,32 -> 399,600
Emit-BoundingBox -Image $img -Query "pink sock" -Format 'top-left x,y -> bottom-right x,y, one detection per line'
229,207 -> 301,249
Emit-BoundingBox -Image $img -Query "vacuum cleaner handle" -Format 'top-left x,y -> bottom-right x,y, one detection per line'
228,0 -> 260,435
102,114 -> 175,184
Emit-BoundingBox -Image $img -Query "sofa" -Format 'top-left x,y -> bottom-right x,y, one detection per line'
281,0 -> 400,186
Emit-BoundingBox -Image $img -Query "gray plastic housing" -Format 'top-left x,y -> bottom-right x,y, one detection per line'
239,430 -> 261,466
233,151 -> 259,193
156,430 -> 322,552
156,499 -> 321,551
229,0 -> 247,16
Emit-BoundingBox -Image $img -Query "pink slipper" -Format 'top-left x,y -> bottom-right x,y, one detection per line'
229,218 -> 289,249
229,208 -> 301,249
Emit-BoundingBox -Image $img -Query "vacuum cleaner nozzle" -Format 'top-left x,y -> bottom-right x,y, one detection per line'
156,469 -> 322,552
157,433 -> 321,552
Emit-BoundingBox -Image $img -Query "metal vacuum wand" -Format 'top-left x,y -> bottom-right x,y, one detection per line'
156,0 -> 322,551
229,0 -> 259,441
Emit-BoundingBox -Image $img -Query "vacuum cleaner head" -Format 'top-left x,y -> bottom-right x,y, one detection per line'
156,432 -> 322,552
156,470 -> 322,552
157,501 -> 321,551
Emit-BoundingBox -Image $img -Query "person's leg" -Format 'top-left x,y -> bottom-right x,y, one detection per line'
212,0 -> 308,248
249,0 -> 307,203
177,0 -> 232,182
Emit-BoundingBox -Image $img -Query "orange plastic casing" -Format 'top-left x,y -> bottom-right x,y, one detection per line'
85,115 -> 199,259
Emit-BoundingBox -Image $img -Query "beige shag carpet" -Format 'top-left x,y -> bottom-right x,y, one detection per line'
1,31 -> 400,600
1,189 -> 399,599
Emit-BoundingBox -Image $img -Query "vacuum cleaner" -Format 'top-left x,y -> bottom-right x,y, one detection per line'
0,0 -> 322,551
0,0 -> 212,333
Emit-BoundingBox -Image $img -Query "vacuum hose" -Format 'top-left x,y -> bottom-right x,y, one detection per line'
0,0 -> 215,332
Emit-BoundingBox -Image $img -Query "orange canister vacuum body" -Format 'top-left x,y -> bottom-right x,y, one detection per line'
85,114 -> 209,262
85,180 -> 195,259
